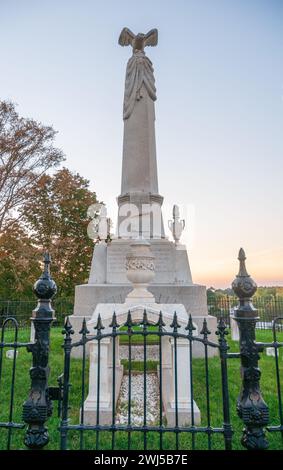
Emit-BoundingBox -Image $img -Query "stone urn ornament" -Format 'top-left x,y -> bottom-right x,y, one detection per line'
87,203 -> 112,245
168,205 -> 185,245
125,239 -> 155,302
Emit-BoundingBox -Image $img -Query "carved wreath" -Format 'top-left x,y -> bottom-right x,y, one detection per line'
126,258 -> 155,271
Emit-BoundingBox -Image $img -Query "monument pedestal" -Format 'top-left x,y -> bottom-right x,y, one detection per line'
83,337 -> 124,425
89,238 -> 193,285
83,301 -> 201,426
71,237 -> 217,358
83,239 -> 202,427
159,337 -> 201,426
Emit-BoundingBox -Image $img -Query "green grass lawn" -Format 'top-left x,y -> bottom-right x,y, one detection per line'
0,326 -> 282,450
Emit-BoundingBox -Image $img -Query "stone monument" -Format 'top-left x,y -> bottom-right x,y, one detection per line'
84,239 -> 201,426
71,27 -> 217,357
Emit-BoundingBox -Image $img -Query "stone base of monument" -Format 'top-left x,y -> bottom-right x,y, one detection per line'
73,283 -> 209,318
162,400 -> 201,426
70,238 -> 218,358
157,340 -> 201,426
70,283 -> 218,358
81,240 -> 203,426
83,340 -> 124,426
88,239 -> 193,285
82,302 -> 201,426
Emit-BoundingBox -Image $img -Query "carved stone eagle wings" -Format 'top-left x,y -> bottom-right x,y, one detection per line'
118,28 -> 158,51
119,27 -> 158,119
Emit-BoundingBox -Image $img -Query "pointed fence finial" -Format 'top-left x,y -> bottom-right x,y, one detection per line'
125,310 -> 133,330
34,252 -> 57,301
79,317 -> 90,336
170,311 -> 180,332
43,251 -> 51,274
185,314 -> 196,335
142,309 -> 150,328
156,311 -> 165,330
238,248 -> 249,277
232,248 -> 257,300
94,313 -> 105,333
109,311 -> 119,330
216,317 -> 228,340
200,318 -> 211,338
63,316 -> 74,337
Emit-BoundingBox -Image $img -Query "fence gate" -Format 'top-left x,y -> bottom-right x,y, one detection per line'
58,312 -> 233,451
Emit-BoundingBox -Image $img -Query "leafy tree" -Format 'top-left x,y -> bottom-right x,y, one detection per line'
0,222 -> 40,299
20,168 -> 97,296
0,101 -> 64,231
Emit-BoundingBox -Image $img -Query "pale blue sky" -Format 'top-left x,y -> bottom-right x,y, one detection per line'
1,0 -> 283,286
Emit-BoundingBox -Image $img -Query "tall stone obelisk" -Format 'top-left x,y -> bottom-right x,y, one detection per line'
71,28 -> 217,358
117,28 -> 164,238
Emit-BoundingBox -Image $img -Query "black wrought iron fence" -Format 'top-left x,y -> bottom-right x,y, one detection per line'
2,297 -> 282,331
261,317 -> 283,439
0,251 -> 282,451
0,298 -> 73,329
59,312 -> 233,451
208,297 -> 283,330
0,318 -> 31,449
0,296 -> 283,331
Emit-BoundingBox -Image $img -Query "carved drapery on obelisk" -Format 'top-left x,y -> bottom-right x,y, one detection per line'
120,28 -> 157,120
118,28 -> 165,238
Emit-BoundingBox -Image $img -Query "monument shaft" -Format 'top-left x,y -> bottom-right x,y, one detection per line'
121,82 -> 159,195
118,30 -> 164,238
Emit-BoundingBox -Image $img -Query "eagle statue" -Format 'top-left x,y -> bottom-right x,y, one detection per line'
119,28 -> 158,119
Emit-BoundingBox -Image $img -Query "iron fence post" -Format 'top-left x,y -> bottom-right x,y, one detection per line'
216,318 -> 233,450
232,248 -> 269,450
22,253 -> 57,448
60,317 -> 74,450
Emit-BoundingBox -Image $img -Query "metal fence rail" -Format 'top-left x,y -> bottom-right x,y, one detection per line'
262,318 -> 283,437
1,297 -> 283,331
208,297 -> 283,330
0,298 -> 73,329
0,318 -> 32,449
59,312 -> 233,451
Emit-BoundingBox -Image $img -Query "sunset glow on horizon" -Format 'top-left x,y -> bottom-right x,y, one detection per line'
1,0 -> 282,288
